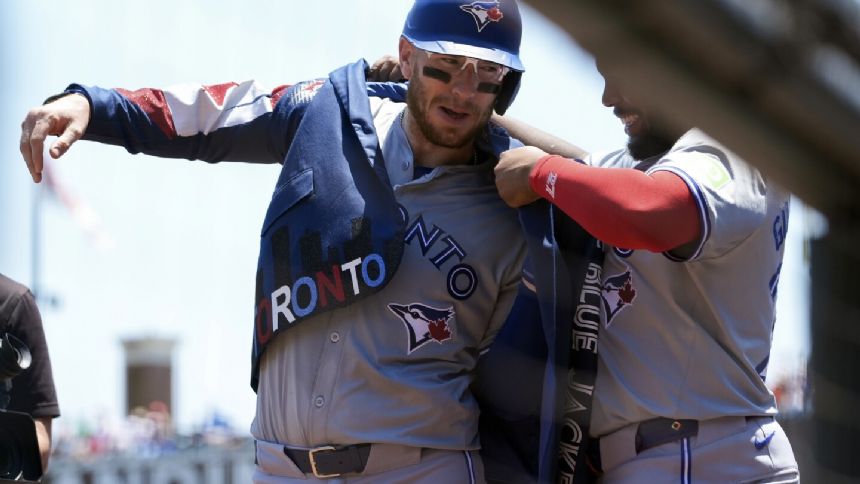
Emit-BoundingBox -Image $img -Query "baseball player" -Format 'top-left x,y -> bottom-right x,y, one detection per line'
19,1 -> 536,482
489,60 -> 801,482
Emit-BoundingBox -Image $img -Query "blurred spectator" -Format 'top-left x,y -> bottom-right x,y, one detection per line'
50,402 -> 248,461
770,366 -> 808,415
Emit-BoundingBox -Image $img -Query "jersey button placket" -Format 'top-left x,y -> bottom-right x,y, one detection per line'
308,319 -> 346,441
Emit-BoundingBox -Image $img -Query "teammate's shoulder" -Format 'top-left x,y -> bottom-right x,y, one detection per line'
670,128 -> 734,159
587,147 -> 629,167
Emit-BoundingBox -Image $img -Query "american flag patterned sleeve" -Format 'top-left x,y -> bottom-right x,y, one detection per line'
64,80 -> 313,164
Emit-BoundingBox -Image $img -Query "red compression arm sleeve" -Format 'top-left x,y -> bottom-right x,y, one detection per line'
529,155 -> 701,252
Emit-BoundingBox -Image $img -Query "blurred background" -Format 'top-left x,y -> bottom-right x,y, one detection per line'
0,0 -> 823,482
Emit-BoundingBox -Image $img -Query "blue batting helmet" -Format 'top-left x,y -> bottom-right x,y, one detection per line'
402,0 -> 524,114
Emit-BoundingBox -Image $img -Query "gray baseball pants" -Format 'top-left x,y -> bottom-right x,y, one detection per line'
253,439 -> 484,483
597,416 -> 799,483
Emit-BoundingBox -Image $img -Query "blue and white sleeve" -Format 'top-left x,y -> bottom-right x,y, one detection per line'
67,79 -> 326,164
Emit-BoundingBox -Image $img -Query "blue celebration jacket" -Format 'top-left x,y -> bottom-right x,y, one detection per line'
476,204 -> 604,484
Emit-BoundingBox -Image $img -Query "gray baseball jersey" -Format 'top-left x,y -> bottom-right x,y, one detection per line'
585,128 -> 789,437
251,98 -> 526,449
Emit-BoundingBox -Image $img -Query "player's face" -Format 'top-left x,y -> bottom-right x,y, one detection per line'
403,47 -> 498,149
598,65 -> 676,160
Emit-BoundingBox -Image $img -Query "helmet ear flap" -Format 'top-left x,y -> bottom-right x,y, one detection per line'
494,70 -> 522,115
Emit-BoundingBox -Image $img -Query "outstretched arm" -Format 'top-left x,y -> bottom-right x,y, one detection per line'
20,81 -> 302,183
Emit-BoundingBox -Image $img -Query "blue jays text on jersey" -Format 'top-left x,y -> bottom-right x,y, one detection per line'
772,200 -> 789,252
401,205 -> 478,300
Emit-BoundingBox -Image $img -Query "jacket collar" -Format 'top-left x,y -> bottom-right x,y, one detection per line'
329,59 -> 382,168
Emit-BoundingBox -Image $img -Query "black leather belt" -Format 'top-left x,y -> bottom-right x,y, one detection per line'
589,416 -> 770,475
586,418 -> 698,477
635,417 -> 699,453
283,444 -> 372,478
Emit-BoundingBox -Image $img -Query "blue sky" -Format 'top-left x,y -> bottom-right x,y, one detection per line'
0,1 -> 810,434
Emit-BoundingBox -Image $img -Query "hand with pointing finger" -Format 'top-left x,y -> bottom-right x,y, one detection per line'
19,93 -> 91,183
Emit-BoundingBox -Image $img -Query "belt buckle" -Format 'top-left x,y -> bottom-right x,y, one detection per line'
308,445 -> 339,478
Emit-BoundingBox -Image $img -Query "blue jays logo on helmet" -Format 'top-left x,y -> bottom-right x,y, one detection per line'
601,268 -> 637,327
460,1 -> 505,32
402,0 -> 524,114
388,302 -> 455,354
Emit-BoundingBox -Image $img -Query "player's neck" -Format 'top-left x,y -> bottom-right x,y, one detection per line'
402,109 -> 476,168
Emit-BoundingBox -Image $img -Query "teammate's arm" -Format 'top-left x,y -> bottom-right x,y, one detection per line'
368,55 -> 406,82
490,113 -> 589,161
495,147 -> 701,253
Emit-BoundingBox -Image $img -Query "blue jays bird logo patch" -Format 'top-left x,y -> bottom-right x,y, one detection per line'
388,303 -> 454,354
601,268 -> 637,327
460,1 -> 504,32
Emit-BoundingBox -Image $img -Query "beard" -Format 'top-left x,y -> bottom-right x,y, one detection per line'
406,73 -> 493,149
614,105 -> 682,161
627,131 -> 677,161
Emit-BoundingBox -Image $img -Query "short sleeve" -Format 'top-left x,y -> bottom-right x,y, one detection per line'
648,141 -> 768,260
5,291 -> 60,418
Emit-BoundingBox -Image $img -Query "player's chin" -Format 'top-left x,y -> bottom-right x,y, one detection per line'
434,130 -> 475,149
425,120 -> 481,148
